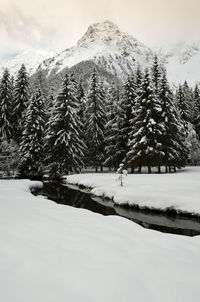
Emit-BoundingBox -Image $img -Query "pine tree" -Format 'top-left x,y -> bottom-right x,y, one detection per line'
13,64 -> 29,142
104,85 -> 116,168
159,71 -> 188,171
104,86 -> 125,168
123,74 -> 136,132
85,70 -> 106,171
77,79 -> 86,126
69,72 -> 78,92
0,69 -> 12,141
76,79 -> 86,169
99,77 -> 107,169
182,81 -> 193,122
135,66 -> 143,88
10,75 -> 15,106
193,85 -> 200,140
45,71 -> 85,176
120,74 -> 137,163
186,123 -> 200,165
151,55 -> 161,95
127,69 -> 164,173
176,85 -> 190,131
32,69 -> 48,95
46,93 -> 55,117
18,85 -> 46,177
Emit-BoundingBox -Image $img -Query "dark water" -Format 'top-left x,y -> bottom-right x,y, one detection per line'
34,182 -> 200,237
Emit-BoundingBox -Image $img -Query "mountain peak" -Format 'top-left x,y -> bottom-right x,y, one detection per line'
77,20 -> 121,47
88,20 -> 120,32
38,20 -> 154,79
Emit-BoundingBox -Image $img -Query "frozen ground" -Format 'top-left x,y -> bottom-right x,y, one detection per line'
0,179 -> 200,302
66,166 -> 200,216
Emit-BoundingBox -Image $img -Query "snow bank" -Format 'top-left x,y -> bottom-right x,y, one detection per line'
0,179 -> 200,302
65,167 -> 200,215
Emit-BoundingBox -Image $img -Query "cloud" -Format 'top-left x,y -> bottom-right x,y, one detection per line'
0,5 -> 57,54
0,0 -> 200,62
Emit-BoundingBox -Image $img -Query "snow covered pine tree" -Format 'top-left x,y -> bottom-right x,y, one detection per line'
13,64 -> 30,143
104,84 -> 125,169
159,70 -> 188,172
193,85 -> 200,140
0,69 -> 12,141
121,74 -> 137,164
18,85 -> 46,177
127,68 -> 164,173
85,69 -> 106,172
0,69 -> 13,176
45,70 -> 85,177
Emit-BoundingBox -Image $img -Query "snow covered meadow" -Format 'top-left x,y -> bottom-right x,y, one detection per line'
0,179 -> 200,302
66,166 -> 200,216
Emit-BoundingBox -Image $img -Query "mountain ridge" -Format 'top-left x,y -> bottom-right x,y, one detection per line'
0,21 -> 200,86
0,50 -> 54,78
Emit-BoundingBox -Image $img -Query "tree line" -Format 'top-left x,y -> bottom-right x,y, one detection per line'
0,56 -> 200,177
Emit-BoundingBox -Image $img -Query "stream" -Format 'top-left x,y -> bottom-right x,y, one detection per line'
34,181 -> 200,237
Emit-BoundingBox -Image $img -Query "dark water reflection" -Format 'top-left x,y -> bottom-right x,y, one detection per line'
34,182 -> 200,237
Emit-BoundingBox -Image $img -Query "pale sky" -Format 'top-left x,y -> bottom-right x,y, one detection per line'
0,0 -> 200,61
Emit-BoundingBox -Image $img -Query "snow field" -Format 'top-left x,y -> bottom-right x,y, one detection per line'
0,179 -> 200,302
66,167 -> 200,215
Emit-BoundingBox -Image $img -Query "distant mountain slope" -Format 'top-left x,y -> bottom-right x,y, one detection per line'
158,41 -> 200,86
0,50 -> 54,78
30,60 -> 120,97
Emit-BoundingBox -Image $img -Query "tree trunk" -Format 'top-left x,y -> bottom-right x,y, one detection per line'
174,165 -> 176,173
131,167 -> 134,173
95,166 -> 98,172
158,164 -> 161,173
100,165 -> 103,172
138,165 -> 141,173
165,165 -> 168,173
120,174 -> 123,187
148,165 -> 152,174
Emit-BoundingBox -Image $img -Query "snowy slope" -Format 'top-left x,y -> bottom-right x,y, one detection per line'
38,21 -> 155,79
0,50 -> 54,78
0,179 -> 200,302
158,41 -> 200,86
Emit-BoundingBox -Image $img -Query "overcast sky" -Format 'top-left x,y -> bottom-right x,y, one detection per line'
0,0 -> 200,62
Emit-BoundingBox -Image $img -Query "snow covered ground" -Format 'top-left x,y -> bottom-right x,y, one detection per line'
65,166 -> 200,216
0,179 -> 200,302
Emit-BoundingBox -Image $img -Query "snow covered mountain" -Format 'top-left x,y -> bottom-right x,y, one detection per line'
38,21 -> 155,79
0,50 -> 54,78
1,21 -> 200,86
158,41 -> 200,86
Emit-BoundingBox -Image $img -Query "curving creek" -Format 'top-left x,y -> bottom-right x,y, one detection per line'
33,181 -> 200,237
